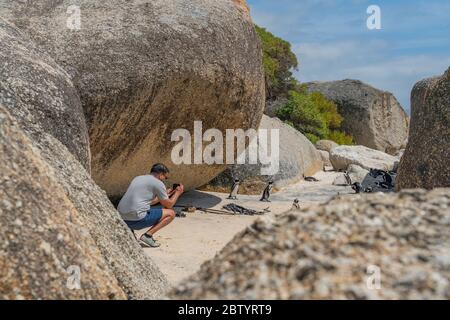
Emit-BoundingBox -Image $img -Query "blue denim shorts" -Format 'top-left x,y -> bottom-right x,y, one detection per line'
125,208 -> 163,230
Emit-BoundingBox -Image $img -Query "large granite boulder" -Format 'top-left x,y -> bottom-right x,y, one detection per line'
0,20 -> 170,299
397,67 -> 450,190
203,115 -> 323,194
330,145 -> 398,171
306,80 -> 409,155
0,107 -> 169,299
34,126 -> 170,299
0,18 -> 90,170
0,106 -> 126,299
1,0 -> 265,198
171,188 -> 450,299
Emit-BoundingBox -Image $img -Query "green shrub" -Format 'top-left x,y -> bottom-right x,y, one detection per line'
276,90 -> 353,145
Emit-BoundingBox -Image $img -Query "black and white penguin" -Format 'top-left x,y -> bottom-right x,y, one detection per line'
303,174 -> 319,182
227,179 -> 240,200
260,181 -> 274,202
344,171 -> 352,186
351,182 -> 363,194
292,198 -> 300,210
382,172 -> 394,188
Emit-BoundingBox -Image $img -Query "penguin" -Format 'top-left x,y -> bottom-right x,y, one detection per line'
292,198 -> 300,210
227,179 -> 240,200
343,171 -> 352,186
382,171 -> 394,188
260,181 -> 274,202
303,174 -> 319,182
351,182 -> 363,194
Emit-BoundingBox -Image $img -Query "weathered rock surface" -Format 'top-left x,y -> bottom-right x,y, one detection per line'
0,18 -> 90,170
171,189 -> 450,299
34,130 -> 170,299
0,18 -> 170,299
330,145 -> 398,171
1,0 -> 265,198
1,103 -> 169,299
307,80 -> 409,154
0,106 -> 125,299
316,140 -> 339,153
397,67 -> 450,190
203,115 -> 323,194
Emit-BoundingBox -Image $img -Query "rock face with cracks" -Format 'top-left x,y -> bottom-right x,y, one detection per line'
0,106 -> 125,299
1,0 -> 265,198
397,67 -> 450,190
171,189 -> 450,299
307,80 -> 409,155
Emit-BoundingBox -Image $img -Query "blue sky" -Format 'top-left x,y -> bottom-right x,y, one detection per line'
247,0 -> 450,113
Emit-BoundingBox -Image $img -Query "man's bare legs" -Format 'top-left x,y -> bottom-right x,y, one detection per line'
146,208 -> 175,236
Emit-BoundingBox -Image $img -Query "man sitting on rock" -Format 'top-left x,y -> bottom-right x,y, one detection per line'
117,163 -> 184,248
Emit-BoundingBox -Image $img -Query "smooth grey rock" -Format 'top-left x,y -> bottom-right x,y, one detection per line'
318,150 -> 332,167
330,145 -> 398,171
332,164 -> 370,186
203,115 -> 323,194
397,67 -> 450,190
306,80 -> 409,155
348,164 -> 370,183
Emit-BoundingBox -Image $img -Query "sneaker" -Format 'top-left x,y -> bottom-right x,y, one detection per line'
139,234 -> 161,248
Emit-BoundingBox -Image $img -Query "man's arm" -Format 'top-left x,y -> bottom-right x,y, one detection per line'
150,187 -> 176,205
159,184 -> 184,209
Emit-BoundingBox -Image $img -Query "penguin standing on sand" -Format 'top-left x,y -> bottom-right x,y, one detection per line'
344,171 -> 352,186
260,181 -> 274,202
227,179 -> 240,200
292,198 -> 300,210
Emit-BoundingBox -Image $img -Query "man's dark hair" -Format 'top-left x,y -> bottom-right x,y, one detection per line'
150,163 -> 170,175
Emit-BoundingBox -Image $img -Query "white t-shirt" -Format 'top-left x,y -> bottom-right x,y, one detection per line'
117,175 -> 169,221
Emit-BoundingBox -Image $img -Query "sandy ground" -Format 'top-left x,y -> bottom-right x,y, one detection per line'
138,169 -> 353,285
